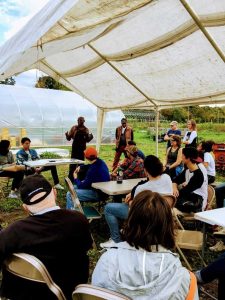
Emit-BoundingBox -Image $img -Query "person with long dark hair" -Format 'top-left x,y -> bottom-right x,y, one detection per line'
164,135 -> 183,179
0,140 -> 24,198
197,140 -> 216,184
92,191 -> 198,299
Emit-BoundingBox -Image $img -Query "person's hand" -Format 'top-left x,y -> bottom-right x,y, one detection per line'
73,170 -> 78,179
128,200 -> 133,207
173,184 -> 179,197
182,182 -> 187,187
35,167 -> 42,173
111,171 -> 117,177
74,166 -> 80,174
125,193 -> 132,203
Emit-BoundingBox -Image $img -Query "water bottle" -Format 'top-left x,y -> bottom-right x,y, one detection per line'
116,170 -> 123,184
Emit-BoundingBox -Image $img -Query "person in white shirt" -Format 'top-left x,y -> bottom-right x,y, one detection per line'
173,147 -> 208,212
183,119 -> 197,148
100,155 -> 173,248
197,140 -> 216,184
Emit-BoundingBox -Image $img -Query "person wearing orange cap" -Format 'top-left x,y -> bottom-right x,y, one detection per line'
66,147 -> 110,208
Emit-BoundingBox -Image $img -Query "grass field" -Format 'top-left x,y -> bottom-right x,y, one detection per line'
0,122 -> 224,299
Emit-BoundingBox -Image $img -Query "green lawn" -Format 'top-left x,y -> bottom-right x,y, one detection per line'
0,123 -> 224,298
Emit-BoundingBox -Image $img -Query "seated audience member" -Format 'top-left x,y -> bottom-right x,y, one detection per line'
0,174 -> 92,300
164,135 -> 183,180
197,140 -> 216,184
127,140 -> 145,160
195,252 -> 225,300
100,155 -> 172,248
111,145 -> 145,180
173,147 -> 208,213
0,140 -> 24,198
215,183 -> 225,208
66,147 -> 110,208
16,137 -> 64,190
207,182 -> 225,252
93,191 -> 198,300
164,120 -> 182,149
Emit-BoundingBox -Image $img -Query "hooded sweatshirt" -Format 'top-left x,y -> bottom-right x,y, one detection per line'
92,242 -> 198,300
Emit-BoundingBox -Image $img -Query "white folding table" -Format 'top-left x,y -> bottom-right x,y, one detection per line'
23,158 -> 84,168
92,178 -> 146,196
195,207 -> 225,227
195,207 -> 225,257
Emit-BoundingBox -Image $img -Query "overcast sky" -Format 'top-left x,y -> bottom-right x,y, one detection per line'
0,0 -> 49,86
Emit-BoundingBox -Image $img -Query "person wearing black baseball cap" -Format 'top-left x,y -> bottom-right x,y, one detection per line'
172,147 -> 208,213
0,174 -> 92,300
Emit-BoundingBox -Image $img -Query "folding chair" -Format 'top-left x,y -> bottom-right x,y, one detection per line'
65,177 -> 102,222
72,284 -> 131,300
173,185 -> 216,223
65,177 -> 102,248
3,252 -> 66,300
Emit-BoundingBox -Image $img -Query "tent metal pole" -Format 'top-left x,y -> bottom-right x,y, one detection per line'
155,108 -> 159,156
96,108 -> 105,153
88,43 -> 157,108
179,0 -> 225,64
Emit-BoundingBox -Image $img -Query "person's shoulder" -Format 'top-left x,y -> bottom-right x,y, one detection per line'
54,209 -> 89,223
161,173 -> 172,181
17,148 -> 24,154
204,152 -> 210,158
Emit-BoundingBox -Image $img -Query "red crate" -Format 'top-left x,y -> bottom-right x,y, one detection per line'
213,143 -> 225,170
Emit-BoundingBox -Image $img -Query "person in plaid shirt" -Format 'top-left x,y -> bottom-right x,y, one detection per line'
117,145 -> 145,179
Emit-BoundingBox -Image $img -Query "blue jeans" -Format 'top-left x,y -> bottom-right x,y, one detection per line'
66,186 -> 99,209
215,183 -> 225,208
201,252 -> 225,300
104,203 -> 129,243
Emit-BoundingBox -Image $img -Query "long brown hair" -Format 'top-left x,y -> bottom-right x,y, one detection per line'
124,190 -> 175,251
188,119 -> 197,131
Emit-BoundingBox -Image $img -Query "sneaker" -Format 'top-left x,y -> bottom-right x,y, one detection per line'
8,191 -> 19,199
54,184 -> 64,190
194,270 -> 204,283
100,239 -> 117,248
214,227 -> 225,236
209,240 -> 225,252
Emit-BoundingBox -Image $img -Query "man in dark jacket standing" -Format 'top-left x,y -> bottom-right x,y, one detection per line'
0,175 -> 92,300
65,116 -> 93,181
112,118 -> 133,171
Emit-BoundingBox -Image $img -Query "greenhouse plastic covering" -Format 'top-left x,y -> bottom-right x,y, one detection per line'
0,85 -> 124,146
0,0 -> 225,110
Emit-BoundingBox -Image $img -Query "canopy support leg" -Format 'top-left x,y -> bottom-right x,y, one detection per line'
155,108 -> 159,157
96,108 -> 105,153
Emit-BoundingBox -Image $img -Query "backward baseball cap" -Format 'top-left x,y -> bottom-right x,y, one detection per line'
20,174 -> 52,205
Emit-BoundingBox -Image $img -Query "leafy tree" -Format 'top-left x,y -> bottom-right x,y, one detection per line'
0,77 -> 16,85
35,76 -> 70,91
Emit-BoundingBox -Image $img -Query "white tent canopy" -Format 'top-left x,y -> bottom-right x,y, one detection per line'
0,0 -> 225,152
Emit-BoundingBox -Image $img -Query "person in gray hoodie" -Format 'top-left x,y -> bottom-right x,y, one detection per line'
92,190 -> 198,300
